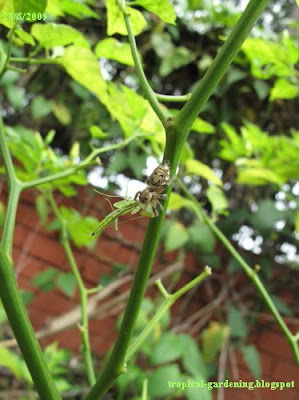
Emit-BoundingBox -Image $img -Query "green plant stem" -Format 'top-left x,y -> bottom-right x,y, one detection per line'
155,93 -> 191,102
9,57 -> 61,65
21,133 -> 142,190
118,0 -> 167,126
0,114 -> 22,254
126,267 -> 212,361
84,1 -> 269,398
0,116 -> 61,399
0,248 -> 62,400
47,194 -> 96,386
178,178 -> 299,366
174,0 -> 269,142
0,22 -> 18,81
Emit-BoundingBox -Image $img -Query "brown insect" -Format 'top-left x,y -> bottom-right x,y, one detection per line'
134,161 -> 172,216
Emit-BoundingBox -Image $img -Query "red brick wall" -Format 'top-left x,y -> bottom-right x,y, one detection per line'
0,184 -> 298,399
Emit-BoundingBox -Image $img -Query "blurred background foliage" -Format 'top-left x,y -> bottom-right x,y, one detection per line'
1,0 -> 298,270
0,0 -> 298,398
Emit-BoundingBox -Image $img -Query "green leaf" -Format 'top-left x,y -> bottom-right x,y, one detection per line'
186,159 -> 222,186
67,217 -> 99,247
52,102 -> 72,125
32,268 -> 57,292
56,272 -> 76,297
58,46 -> 107,103
270,78 -> 298,101
31,95 -> 53,120
132,0 -> 176,24
202,322 -> 230,362
241,345 -> 261,379
95,38 -> 134,66
35,194 -> 48,225
31,23 -> 90,49
50,0 -> 99,19
165,222 -> 189,251
148,365 -> 181,397
6,86 -> 26,109
178,334 -> 207,379
160,46 -> 195,77
106,0 -> 146,36
188,221 -> 215,253
242,38 -> 295,79
206,185 -> 228,215
20,290 -> 34,306
227,305 -> 247,338
14,0 -> 47,21
150,332 -> 183,365
0,1 -> 14,28
15,29 -> 35,45
237,167 -> 282,185
0,346 -> 31,382
192,118 -> 215,134
168,192 -> 188,211
186,383 -> 212,400
89,125 -> 108,139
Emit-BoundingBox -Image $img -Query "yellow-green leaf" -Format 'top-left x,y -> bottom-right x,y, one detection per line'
52,102 -> 72,125
270,78 -> 298,101
132,0 -> 176,25
192,117 -> 215,134
186,159 -> 222,186
106,0 -> 146,36
31,23 -> 90,49
168,192 -> 188,211
95,38 -> 134,66
202,322 -> 230,362
58,46 -> 108,103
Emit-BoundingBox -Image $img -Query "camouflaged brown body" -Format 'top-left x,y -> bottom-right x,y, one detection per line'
146,162 -> 170,193
135,161 -> 171,216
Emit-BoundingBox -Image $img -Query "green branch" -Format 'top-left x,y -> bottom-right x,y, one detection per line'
9,57 -> 61,65
126,266 -> 212,361
178,178 -> 299,366
118,0 -> 167,126
155,93 -> 191,103
0,113 -> 21,254
0,248 -> 62,400
21,133 -> 142,190
47,194 -> 96,386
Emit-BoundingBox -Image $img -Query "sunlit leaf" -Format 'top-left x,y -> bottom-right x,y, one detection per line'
95,38 -> 134,66
106,0 -> 146,36
58,46 -> 108,103
192,118 -> 215,134
270,78 -> 298,101
168,192 -> 188,211
206,185 -> 228,214
31,23 -> 90,48
186,159 -> 222,186
132,0 -> 176,24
